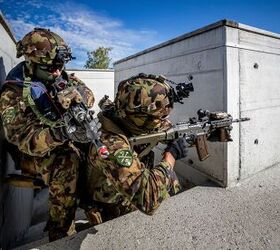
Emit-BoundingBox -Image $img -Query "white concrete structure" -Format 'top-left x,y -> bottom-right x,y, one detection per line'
66,69 -> 114,113
0,11 -> 22,84
114,20 -> 280,187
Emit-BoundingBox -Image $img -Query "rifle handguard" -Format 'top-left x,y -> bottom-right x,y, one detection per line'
128,109 -> 250,162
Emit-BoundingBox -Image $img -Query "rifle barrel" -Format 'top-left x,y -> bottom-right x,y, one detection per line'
232,117 -> 250,123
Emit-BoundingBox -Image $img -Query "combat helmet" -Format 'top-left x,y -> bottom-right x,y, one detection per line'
16,28 -> 72,67
115,73 -> 173,133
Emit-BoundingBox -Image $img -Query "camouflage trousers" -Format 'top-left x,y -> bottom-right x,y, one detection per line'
21,146 -> 79,240
85,201 -> 136,226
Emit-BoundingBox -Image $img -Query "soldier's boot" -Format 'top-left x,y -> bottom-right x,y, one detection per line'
48,220 -> 77,242
85,207 -> 103,226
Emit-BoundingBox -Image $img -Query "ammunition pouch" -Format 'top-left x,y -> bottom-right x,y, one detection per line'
57,87 -> 83,109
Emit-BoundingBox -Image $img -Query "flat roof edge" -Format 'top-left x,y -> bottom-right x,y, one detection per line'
114,19 -> 280,65
66,68 -> 114,72
237,23 -> 280,39
114,19 -> 234,65
0,11 -> 17,44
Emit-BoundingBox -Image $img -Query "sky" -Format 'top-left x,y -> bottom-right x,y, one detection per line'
1,0 -> 279,69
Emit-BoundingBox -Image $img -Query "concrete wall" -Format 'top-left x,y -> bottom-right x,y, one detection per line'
224,24 -> 280,185
66,69 -> 114,113
236,25 -> 280,180
114,20 -> 280,187
0,12 -> 21,84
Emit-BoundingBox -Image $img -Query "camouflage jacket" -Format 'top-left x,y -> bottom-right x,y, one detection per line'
0,62 -> 94,157
87,114 -> 181,215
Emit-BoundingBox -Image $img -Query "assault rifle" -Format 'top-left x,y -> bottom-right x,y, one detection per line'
63,102 -> 109,158
52,78 -> 109,158
129,109 -> 250,161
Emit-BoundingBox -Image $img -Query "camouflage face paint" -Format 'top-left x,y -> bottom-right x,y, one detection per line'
34,65 -> 60,82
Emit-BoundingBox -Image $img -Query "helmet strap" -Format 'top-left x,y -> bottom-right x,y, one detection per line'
24,60 -> 36,76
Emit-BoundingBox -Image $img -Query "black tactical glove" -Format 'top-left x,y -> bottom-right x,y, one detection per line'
52,124 -> 90,144
165,137 -> 188,160
66,125 -> 91,143
51,125 -> 69,143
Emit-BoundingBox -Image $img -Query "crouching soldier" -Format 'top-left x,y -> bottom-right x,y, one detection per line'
85,74 -> 188,224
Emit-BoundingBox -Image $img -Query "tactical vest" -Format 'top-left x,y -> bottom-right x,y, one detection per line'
22,77 -> 63,127
2,63 -> 65,188
3,62 -> 64,128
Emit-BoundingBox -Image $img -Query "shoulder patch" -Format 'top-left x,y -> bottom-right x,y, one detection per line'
2,107 -> 17,125
114,149 -> 133,167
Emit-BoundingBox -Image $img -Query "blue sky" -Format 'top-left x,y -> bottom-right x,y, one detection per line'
1,0 -> 279,69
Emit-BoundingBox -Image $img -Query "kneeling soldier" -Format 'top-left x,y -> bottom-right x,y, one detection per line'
86,74 -> 188,224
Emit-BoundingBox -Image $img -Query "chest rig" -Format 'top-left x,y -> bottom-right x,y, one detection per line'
22,73 -> 73,128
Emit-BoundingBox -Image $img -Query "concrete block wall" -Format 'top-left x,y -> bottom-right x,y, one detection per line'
235,26 -> 280,179
0,12 -> 21,84
114,20 -> 280,187
66,69 -> 114,113
224,24 -> 280,185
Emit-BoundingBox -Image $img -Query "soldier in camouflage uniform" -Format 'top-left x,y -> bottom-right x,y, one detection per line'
0,28 -> 94,241
86,74 -> 188,224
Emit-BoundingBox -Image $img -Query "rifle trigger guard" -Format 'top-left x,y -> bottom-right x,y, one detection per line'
138,141 -> 158,159
185,134 -> 196,146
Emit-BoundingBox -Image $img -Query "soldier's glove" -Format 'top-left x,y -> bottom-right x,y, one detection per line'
98,95 -> 115,111
57,87 -> 83,109
62,110 -> 100,144
165,137 -> 188,160
52,124 -> 91,144
51,125 -> 69,143
66,125 -> 91,143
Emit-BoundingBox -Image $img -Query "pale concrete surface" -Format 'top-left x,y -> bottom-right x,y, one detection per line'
31,164 -> 280,250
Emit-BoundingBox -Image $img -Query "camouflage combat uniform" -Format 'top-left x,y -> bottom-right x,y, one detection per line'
0,28 -> 94,240
86,75 -> 181,224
